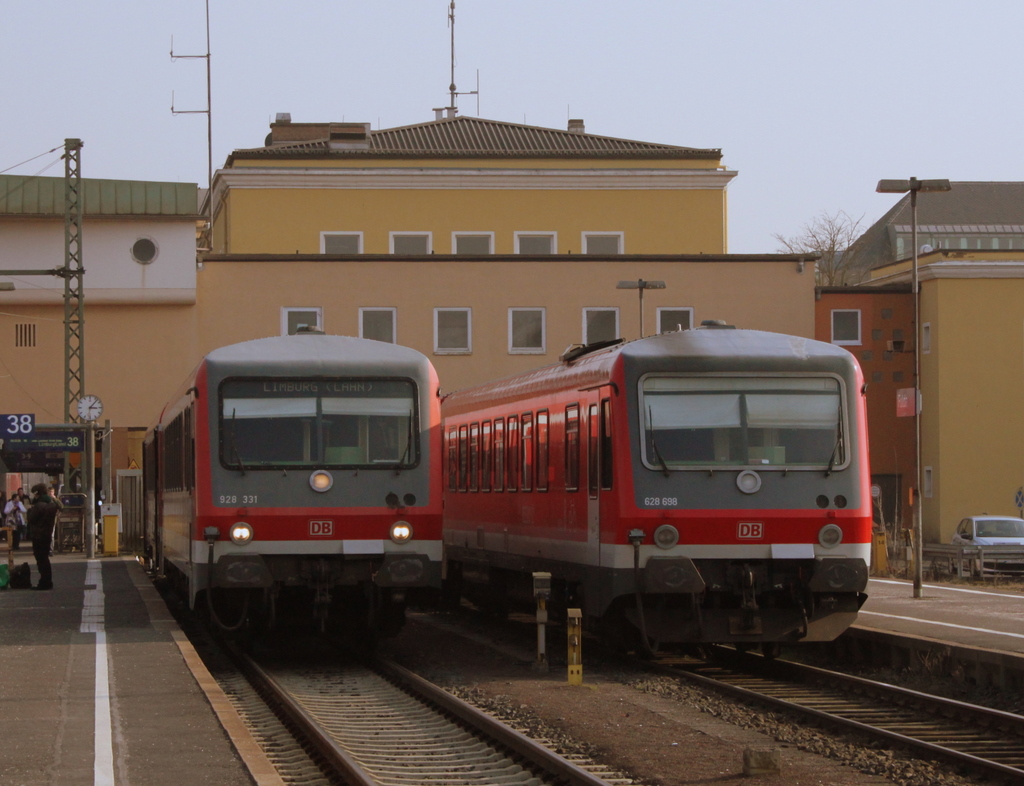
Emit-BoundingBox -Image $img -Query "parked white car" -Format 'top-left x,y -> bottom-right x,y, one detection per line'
952,515 -> 1024,546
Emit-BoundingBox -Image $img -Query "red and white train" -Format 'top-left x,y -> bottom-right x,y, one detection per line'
144,333 -> 443,637
441,327 -> 871,652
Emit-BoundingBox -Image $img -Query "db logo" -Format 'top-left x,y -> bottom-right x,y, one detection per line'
310,520 -> 334,537
738,522 -> 763,539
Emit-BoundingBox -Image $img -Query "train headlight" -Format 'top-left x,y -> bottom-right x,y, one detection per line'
230,521 -> 254,545
818,523 -> 843,549
390,521 -> 413,543
653,524 -> 679,549
309,470 -> 334,492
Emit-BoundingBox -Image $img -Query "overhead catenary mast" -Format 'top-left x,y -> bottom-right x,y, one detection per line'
171,0 -> 213,195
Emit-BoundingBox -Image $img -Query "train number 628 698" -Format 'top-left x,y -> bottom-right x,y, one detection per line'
644,497 -> 678,507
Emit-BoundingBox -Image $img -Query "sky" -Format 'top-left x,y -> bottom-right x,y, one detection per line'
2,0 -> 1022,253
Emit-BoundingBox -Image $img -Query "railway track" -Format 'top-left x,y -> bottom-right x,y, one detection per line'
231,647 -> 631,786
653,649 -> 1024,782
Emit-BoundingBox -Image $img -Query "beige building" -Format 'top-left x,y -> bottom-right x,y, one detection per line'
869,249 -> 1024,543
0,115 -> 816,493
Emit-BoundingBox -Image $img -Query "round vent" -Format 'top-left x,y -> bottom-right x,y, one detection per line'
131,237 -> 158,265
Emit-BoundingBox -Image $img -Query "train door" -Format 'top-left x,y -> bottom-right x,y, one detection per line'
586,403 -> 601,565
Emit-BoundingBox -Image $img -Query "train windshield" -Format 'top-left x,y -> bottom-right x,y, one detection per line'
640,376 -> 844,470
219,378 -> 418,469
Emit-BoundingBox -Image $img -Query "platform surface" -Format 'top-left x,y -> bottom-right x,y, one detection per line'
858,577 -> 1024,654
0,553 -> 257,786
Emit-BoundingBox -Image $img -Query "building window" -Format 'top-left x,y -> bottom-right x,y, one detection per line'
830,309 -> 861,345
321,232 -> 362,254
435,308 -> 472,354
15,323 -> 36,348
360,308 -> 396,343
583,308 -> 618,344
922,323 -> 931,354
872,371 -> 883,383
390,233 -> 431,254
514,233 -> 556,254
281,307 -> 322,335
582,232 -> 623,255
924,466 -> 933,498
893,371 -> 904,383
657,308 -> 693,333
872,329 -> 883,341
453,233 -> 493,255
509,308 -> 545,354
861,351 -> 873,362
881,308 -> 893,320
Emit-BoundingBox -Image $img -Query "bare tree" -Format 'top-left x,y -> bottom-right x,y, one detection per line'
773,210 -> 865,286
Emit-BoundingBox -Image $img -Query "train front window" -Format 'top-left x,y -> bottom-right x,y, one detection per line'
640,376 -> 844,470
220,378 -> 417,469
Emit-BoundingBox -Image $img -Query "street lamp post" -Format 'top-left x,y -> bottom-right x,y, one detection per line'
616,279 -> 666,338
876,177 -> 951,599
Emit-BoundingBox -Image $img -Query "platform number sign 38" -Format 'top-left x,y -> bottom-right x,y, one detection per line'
2,414 -> 34,435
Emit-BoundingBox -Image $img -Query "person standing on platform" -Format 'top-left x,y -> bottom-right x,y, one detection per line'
4,489 -> 27,550
27,483 -> 58,590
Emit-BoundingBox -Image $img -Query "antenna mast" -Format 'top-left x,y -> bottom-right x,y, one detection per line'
443,1 -> 478,117
171,0 -> 213,197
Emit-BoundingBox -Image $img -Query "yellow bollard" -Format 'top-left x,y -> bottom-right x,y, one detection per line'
871,530 -> 888,576
567,608 -> 583,685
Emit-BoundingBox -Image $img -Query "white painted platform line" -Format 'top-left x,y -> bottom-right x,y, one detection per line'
81,560 -> 115,786
859,610 -> 1024,641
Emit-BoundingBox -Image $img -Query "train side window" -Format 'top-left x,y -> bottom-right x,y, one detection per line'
447,428 -> 458,492
458,425 -> 469,492
536,409 -> 549,492
493,418 -> 505,492
521,412 -> 534,492
588,404 -> 599,498
469,423 -> 480,492
507,415 -> 520,492
600,398 -> 613,490
565,405 -> 580,492
481,420 -> 492,492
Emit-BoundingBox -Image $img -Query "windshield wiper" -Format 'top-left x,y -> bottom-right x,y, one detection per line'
824,405 -> 844,477
393,415 -> 414,475
229,408 -> 247,476
647,407 -> 671,478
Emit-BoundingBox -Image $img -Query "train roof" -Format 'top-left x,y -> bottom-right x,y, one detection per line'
442,328 -> 857,414
203,334 -> 435,379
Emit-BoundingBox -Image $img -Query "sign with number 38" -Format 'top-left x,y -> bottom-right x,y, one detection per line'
2,414 -> 34,435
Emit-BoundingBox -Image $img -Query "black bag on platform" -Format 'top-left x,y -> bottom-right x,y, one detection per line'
9,562 -> 31,589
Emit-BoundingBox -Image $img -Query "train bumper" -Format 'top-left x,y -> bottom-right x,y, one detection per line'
212,554 -> 274,589
374,553 -> 442,588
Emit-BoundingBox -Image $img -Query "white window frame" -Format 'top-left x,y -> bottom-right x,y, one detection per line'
281,307 -> 323,336
581,231 -> 624,255
514,232 -> 558,254
508,308 -> 546,355
389,232 -> 432,254
922,322 -> 931,354
830,309 -> 862,346
451,232 -> 495,255
320,231 -> 363,254
359,307 -> 397,344
656,307 -> 695,334
434,308 -> 472,355
582,307 -> 619,345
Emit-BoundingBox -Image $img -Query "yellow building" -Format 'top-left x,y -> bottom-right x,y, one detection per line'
870,249 -> 1024,542
202,114 -> 814,392
210,114 -> 736,256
